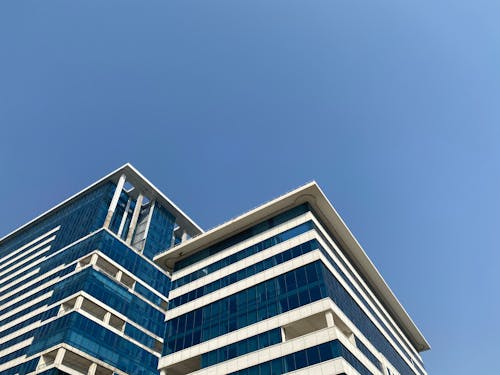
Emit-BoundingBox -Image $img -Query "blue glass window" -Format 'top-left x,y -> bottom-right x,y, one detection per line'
172,220 -> 314,289
228,340 -> 371,375
173,204 -> 310,272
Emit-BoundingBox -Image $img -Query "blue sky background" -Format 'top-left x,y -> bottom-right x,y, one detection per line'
1,1 -> 499,373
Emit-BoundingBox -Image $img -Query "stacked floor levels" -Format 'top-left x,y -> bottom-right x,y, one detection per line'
155,183 -> 429,375
0,165 -> 201,375
0,165 -> 429,375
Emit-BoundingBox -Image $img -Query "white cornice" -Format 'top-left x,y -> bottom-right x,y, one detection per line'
154,181 -> 430,353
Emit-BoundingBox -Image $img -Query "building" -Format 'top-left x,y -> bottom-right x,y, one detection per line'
154,181 -> 429,375
0,165 -> 201,375
0,164 -> 429,375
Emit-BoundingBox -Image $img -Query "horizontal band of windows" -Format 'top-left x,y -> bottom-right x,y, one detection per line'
165,249 -> 321,321
0,235 -> 54,276
0,307 -> 59,342
0,300 -> 52,332
0,244 -> 91,301
1,265 -> 166,338
1,252 -> 167,320
0,327 -> 36,352
26,312 -> 159,375
0,345 -> 28,366
0,226 -> 59,267
74,290 -> 163,343
0,356 -> 36,375
1,264 -> 166,343
5,229 -> 171,304
165,260 -> 418,375
0,320 -> 40,346
170,239 -> 320,309
173,204 -> 310,273
166,244 -> 419,375
164,262 -> 323,355
0,248 -> 51,288
0,264 -> 75,314
169,218 -> 314,299
159,299 -> 334,370
78,251 -> 168,310
1,290 -> 163,357
0,268 -> 40,295
0,291 -> 53,323
171,206 -> 421,372
169,220 -> 422,375
0,232 -> 99,293
172,220 -> 315,290
162,301 -> 381,375
0,182 -> 114,271
202,328 -> 282,369
170,214 -> 420,374
0,306 -> 59,338
73,308 -> 161,357
55,292 -> 164,352
0,338 -> 33,360
100,228 -> 172,294
53,267 -> 166,337
228,340 -> 371,375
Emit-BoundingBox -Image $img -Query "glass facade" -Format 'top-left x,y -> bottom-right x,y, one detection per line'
228,340 -> 371,375
168,205 -> 423,375
0,182 -> 115,260
166,257 -> 419,375
0,168 -> 427,375
170,239 -> 318,308
143,204 -> 176,259
171,220 -> 314,289
27,312 -> 158,374
0,171 -> 192,375
165,262 -> 325,354
172,204 -> 310,273
201,328 -> 282,368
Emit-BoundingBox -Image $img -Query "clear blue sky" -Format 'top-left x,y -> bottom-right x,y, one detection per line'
1,1 -> 499,373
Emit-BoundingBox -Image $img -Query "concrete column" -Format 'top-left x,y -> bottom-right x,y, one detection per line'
115,270 -> 123,282
74,296 -> 84,310
103,174 -> 126,229
181,230 -> 188,243
54,347 -> 66,366
117,198 -> 131,238
87,363 -> 97,375
126,194 -> 143,244
281,327 -> 287,342
160,370 -> 167,375
140,201 -> 156,248
103,312 -> 111,324
90,253 -> 99,265
325,311 -> 335,327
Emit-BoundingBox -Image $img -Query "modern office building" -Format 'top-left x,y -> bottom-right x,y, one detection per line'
0,164 -> 429,375
0,165 -> 201,375
155,181 -> 429,375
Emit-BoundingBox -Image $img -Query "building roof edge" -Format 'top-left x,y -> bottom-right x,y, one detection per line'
0,163 -> 203,246
155,181 -> 430,352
